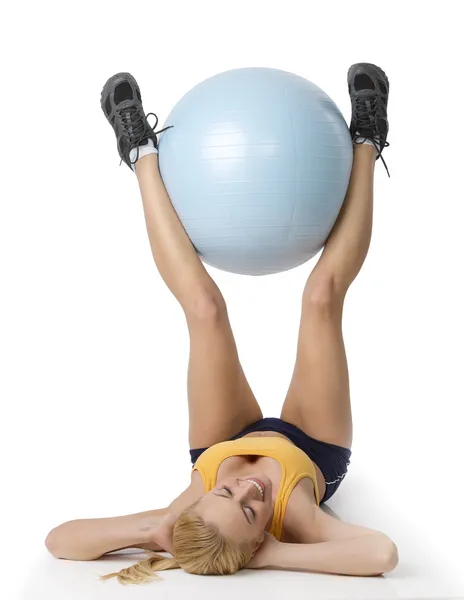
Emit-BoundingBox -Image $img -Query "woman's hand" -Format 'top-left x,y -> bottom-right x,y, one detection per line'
247,532 -> 282,569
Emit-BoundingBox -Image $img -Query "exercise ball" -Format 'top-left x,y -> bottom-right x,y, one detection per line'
158,67 -> 353,276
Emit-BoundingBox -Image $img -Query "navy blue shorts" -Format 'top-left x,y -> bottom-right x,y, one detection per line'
190,417 -> 352,504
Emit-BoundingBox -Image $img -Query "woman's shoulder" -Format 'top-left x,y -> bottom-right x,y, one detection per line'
167,471 -> 205,515
190,468 -> 205,491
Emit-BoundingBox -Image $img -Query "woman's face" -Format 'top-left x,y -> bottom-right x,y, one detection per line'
193,473 -> 274,548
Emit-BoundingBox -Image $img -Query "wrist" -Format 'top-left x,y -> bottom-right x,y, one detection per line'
266,540 -> 286,568
135,515 -> 164,543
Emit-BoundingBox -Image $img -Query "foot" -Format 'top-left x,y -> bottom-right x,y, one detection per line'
100,72 -> 169,171
347,63 -> 390,176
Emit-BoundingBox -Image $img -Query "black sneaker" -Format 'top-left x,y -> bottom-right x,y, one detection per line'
347,63 -> 390,176
100,72 -> 171,170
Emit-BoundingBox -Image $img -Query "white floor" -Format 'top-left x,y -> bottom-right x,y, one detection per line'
17,462 -> 464,600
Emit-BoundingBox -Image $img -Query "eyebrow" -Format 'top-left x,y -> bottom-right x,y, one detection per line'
212,491 -> 252,525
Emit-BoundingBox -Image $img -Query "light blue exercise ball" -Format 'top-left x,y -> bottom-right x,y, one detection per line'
158,67 -> 353,276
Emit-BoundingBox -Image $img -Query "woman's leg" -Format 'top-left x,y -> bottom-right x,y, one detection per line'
280,144 -> 376,449
279,62 -> 389,450
135,155 -> 263,449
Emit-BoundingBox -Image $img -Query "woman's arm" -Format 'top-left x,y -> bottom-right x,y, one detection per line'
250,533 -> 398,576
45,476 -> 203,561
45,508 -> 168,561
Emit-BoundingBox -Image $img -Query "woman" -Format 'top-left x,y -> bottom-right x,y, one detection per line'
45,63 -> 398,584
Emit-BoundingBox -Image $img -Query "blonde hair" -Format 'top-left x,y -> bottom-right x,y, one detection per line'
99,505 -> 256,585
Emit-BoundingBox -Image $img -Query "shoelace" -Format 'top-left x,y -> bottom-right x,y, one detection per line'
353,96 -> 390,177
116,104 -> 173,166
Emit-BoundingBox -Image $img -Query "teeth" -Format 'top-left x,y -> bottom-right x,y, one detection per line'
246,479 -> 264,498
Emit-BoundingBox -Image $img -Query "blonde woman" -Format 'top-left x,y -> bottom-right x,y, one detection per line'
45,64 -> 398,584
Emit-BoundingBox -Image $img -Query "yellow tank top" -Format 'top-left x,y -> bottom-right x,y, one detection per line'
191,436 -> 320,540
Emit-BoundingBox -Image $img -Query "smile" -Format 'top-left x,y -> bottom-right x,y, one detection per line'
245,478 -> 264,499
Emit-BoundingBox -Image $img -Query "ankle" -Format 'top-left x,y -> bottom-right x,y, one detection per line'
134,152 -> 159,173
129,138 -> 159,172
353,143 -> 376,161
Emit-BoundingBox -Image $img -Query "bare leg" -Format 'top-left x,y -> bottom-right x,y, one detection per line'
280,144 -> 376,449
135,155 -> 217,308
312,144 -> 376,292
134,155 -> 262,448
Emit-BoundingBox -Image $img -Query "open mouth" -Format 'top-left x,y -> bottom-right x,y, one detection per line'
245,478 -> 265,499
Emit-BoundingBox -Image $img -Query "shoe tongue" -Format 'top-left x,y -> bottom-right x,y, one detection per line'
355,87 -> 377,97
117,98 -> 136,110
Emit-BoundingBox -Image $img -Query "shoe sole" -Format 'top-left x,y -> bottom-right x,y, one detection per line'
347,62 -> 389,91
100,72 -> 142,124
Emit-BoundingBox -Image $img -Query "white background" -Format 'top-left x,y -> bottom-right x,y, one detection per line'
1,1 -> 463,599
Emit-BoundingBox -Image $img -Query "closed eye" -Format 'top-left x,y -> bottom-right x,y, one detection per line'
213,486 -> 256,524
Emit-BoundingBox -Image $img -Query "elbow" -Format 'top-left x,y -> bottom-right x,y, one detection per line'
378,542 -> 399,574
386,543 -> 399,572
45,528 -> 73,560
44,528 -> 97,561
45,529 -> 62,558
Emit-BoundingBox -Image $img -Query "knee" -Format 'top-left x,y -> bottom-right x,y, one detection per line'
185,287 -> 227,321
302,274 -> 345,313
